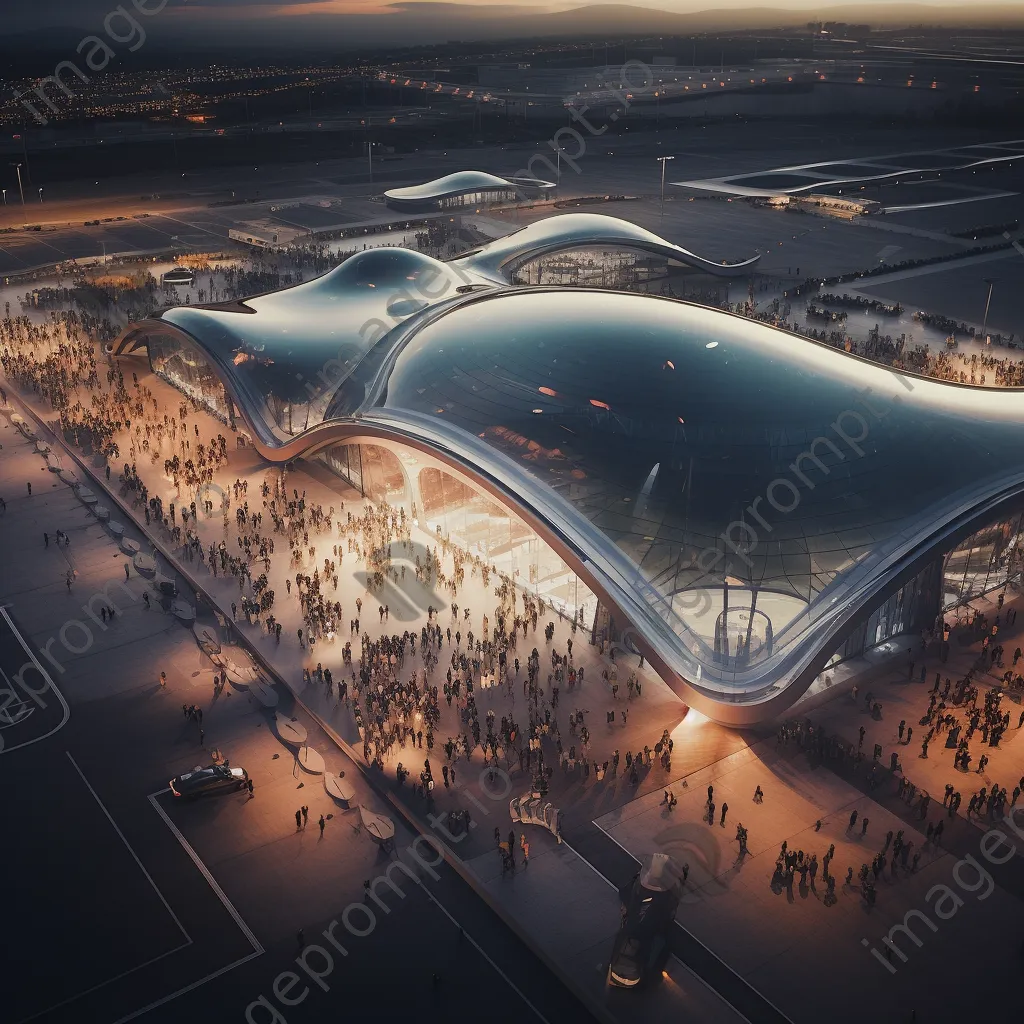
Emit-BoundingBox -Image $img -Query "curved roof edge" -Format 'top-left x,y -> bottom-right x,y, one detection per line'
112,316 -> 1024,724
449,212 -> 760,280
384,170 -> 555,203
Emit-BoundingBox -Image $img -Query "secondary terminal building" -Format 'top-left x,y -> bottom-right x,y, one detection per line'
383,170 -> 556,212
114,212 -> 1024,725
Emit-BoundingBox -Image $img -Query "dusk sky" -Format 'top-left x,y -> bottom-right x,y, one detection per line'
8,0 -> 1018,32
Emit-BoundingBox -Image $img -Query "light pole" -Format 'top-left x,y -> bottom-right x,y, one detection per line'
981,278 -> 998,342
37,187 -> 43,203
12,163 -> 25,208
657,155 -> 675,220
1,189 -> 6,205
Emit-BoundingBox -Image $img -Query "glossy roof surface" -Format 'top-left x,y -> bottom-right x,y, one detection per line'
115,215 -> 1021,712
384,170 -> 554,202
365,288 -> 1024,695
453,213 -> 760,281
145,247 -> 490,438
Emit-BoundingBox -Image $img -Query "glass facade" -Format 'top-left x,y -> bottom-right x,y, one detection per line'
416,464 -> 596,623
317,442 -> 597,624
439,189 -> 520,208
942,512 -> 1024,609
320,443 -> 407,504
513,249 -> 669,288
829,560 -> 940,665
148,332 -> 230,422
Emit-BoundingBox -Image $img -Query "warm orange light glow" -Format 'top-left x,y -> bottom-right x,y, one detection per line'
539,386 -> 558,397
663,361 -> 675,370
590,399 -> 610,410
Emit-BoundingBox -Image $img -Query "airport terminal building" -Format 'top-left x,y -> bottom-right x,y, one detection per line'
115,214 -> 1024,724
383,171 -> 556,212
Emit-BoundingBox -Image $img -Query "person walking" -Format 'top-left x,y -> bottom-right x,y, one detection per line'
247,778 -> 254,797
318,814 -> 326,838
26,482 -> 31,496
707,800 -> 716,825
43,532 -> 49,547
124,563 -> 130,581
301,805 -> 309,827
520,833 -> 530,867
295,809 -> 302,829
720,802 -> 729,826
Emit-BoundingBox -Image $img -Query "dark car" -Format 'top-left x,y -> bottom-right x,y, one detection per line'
162,267 -> 195,287
608,854 -> 683,989
170,764 -> 248,799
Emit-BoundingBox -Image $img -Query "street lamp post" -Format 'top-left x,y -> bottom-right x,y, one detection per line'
1,189 -> 6,205
981,278 -> 998,342
37,187 -> 43,203
12,163 -> 25,208
657,155 -> 675,220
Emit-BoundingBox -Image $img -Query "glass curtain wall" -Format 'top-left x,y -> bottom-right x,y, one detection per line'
439,189 -> 518,209
417,466 -> 597,623
942,512 -> 1024,609
829,561 -> 940,665
148,333 -> 230,422
320,443 -> 407,504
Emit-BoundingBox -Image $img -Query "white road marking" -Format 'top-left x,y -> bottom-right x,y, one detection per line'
15,943 -> 191,1024
108,951 -> 264,1024
408,865 -> 553,1024
147,789 -> 264,954
11,755 -> 196,1023
66,752 -> 191,943
0,605 -> 70,752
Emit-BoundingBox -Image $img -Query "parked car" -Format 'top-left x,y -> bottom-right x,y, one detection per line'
607,854 -> 683,989
170,764 -> 248,799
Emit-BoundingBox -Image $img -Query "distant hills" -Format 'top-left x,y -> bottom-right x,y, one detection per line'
1,2 -> 1022,70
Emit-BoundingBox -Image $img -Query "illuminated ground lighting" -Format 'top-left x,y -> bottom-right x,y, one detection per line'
705,341 -> 719,349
